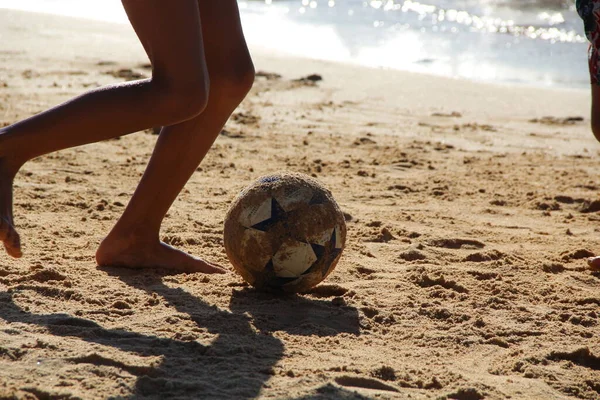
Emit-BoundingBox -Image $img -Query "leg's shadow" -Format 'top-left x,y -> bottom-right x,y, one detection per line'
1,267 -> 360,399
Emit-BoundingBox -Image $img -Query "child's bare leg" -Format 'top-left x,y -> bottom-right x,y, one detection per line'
590,83 -> 600,271
96,0 -> 254,273
97,0 -> 253,273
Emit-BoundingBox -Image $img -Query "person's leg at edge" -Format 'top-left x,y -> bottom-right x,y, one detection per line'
578,0 -> 600,270
590,88 -> 600,271
96,0 -> 255,273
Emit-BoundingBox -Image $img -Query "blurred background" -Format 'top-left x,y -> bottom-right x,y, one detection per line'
0,0 -> 589,88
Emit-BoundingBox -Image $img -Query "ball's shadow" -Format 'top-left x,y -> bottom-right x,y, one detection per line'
228,287 -> 360,337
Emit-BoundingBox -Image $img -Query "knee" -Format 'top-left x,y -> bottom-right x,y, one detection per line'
211,59 -> 255,106
231,61 -> 256,100
151,77 -> 210,124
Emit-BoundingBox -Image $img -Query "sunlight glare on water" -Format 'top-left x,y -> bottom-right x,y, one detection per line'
0,0 -> 590,88
239,0 -> 588,88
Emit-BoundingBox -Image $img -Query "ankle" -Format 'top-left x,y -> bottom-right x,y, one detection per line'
104,223 -> 160,247
96,227 -> 162,267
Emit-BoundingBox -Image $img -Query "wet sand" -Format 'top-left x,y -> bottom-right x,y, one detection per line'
0,8 -> 599,400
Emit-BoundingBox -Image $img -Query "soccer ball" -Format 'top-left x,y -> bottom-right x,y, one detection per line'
224,172 -> 346,293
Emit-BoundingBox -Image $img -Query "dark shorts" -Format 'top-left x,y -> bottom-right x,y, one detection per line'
578,0 -> 600,84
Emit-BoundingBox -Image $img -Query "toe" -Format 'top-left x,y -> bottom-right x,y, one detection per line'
187,260 -> 227,274
5,242 -> 22,258
0,218 -> 22,258
587,257 -> 600,271
207,264 -> 227,274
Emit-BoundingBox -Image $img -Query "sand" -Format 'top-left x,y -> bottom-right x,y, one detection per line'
1,8 -> 599,400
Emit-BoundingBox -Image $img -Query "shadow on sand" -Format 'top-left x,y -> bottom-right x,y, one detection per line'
1,267 -> 361,399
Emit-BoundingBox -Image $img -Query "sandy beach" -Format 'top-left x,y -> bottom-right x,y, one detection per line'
1,8 -> 599,400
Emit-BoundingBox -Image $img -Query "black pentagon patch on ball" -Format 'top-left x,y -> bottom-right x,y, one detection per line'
250,197 -> 287,232
303,228 -> 342,278
259,175 -> 281,184
252,259 -> 299,291
309,191 -> 328,206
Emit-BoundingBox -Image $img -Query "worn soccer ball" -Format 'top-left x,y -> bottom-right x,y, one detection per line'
224,173 -> 346,293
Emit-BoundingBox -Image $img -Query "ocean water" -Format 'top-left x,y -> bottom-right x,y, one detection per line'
0,0 -> 589,88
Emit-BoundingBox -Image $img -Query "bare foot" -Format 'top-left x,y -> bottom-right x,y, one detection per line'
96,233 -> 226,274
587,257 -> 600,272
0,159 -> 22,258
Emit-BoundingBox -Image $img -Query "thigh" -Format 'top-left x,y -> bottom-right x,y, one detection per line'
197,0 -> 253,79
121,0 -> 208,86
